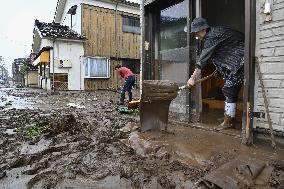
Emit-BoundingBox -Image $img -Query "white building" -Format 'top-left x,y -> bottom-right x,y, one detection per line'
32,20 -> 86,91
54,0 -> 140,35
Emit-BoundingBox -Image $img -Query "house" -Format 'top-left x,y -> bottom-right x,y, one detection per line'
12,58 -> 26,86
23,53 -> 38,88
141,0 -> 284,144
54,0 -> 141,90
32,20 -> 86,91
0,56 -> 9,84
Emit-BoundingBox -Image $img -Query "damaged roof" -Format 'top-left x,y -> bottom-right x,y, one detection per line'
35,20 -> 86,40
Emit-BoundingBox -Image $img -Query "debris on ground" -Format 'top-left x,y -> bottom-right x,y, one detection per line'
0,88 -> 283,189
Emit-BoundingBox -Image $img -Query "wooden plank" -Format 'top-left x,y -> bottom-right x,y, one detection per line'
90,8 -> 95,56
100,9 -> 104,57
101,10 -> 106,57
105,10 -> 109,57
118,15 -> 123,58
89,7 -> 93,56
126,33 -> 129,58
111,12 -> 116,57
106,9 -> 110,57
97,9 -> 101,56
128,33 -> 132,58
82,7 -> 89,56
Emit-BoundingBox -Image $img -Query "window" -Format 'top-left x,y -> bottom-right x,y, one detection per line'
84,57 -> 110,78
122,59 -> 140,74
122,16 -> 140,34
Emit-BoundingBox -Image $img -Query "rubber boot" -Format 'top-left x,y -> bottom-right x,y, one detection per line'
215,102 -> 236,130
219,114 -> 235,129
117,93 -> 125,105
128,91 -> 133,102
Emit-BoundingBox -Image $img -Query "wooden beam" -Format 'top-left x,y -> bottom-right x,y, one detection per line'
242,0 -> 256,146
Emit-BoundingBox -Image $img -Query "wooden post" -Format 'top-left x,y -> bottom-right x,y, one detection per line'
242,0 -> 256,145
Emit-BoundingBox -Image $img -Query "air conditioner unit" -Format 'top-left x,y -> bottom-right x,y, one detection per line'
56,59 -> 72,68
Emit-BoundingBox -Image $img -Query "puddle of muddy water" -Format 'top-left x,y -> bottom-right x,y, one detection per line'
4,129 -> 16,135
56,175 -> 133,189
20,139 -> 52,155
135,123 -> 284,167
0,167 -> 34,189
56,175 -> 194,189
0,90 -> 35,110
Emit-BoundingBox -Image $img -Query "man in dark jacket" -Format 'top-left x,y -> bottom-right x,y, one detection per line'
187,17 -> 244,129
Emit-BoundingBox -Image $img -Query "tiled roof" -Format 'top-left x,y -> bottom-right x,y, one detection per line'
112,0 -> 140,8
35,20 -> 86,40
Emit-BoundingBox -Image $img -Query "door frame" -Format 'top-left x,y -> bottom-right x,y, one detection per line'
242,0 -> 256,145
141,0 -> 256,145
190,0 -> 256,144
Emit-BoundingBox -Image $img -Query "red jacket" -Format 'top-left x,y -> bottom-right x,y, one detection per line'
117,67 -> 134,79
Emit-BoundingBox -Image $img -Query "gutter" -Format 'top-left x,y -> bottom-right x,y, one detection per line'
43,37 -> 87,43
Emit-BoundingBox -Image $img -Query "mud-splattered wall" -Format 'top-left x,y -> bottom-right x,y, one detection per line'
254,0 -> 284,132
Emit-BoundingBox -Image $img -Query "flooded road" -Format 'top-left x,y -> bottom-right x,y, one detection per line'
0,87 -> 283,189
0,88 -> 34,110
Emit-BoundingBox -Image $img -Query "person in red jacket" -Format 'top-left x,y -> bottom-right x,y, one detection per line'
115,65 -> 135,105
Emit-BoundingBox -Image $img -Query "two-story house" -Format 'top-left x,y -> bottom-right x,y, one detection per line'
54,0 -> 141,90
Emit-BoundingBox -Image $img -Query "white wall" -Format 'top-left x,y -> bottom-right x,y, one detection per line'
49,39 -> 85,90
59,0 -> 140,34
254,0 -> 284,132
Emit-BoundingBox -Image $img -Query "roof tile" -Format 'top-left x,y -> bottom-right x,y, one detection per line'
35,20 -> 86,40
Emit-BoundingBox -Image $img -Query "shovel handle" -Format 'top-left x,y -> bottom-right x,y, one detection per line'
179,70 -> 217,90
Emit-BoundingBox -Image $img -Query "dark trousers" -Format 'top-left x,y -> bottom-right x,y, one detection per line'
222,83 -> 242,103
120,75 -> 135,102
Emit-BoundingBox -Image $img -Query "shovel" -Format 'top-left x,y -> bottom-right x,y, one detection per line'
140,70 -> 216,132
178,70 -> 217,91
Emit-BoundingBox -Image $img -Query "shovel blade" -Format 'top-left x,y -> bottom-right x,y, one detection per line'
140,101 -> 171,132
139,80 -> 179,132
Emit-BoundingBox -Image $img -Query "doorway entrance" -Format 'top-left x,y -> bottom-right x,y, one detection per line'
198,0 -> 245,129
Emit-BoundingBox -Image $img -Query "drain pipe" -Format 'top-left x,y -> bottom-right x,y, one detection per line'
115,2 -> 119,59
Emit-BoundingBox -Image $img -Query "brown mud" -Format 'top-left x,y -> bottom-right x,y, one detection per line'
0,87 -> 283,189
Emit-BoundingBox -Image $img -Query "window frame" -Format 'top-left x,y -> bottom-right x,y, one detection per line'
84,56 -> 110,79
122,15 -> 141,34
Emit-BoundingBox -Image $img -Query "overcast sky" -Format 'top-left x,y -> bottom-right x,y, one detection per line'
0,0 -> 140,75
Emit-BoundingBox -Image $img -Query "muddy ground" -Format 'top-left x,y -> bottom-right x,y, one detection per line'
0,87 -> 283,189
